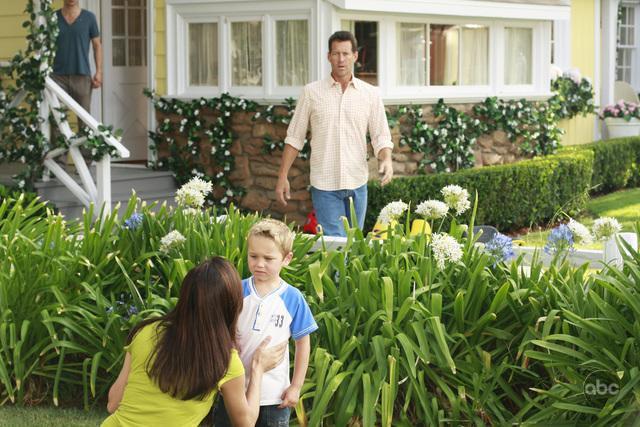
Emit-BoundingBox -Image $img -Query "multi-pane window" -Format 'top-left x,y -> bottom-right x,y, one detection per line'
112,0 -> 147,67
397,23 -> 488,86
276,20 -> 309,86
617,5 -> 635,83
188,23 -> 218,87
341,20 -> 378,85
231,21 -> 263,86
504,27 -> 532,85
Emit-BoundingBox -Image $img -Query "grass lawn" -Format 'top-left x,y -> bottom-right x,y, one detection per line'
0,406 -> 107,427
516,187 -> 640,249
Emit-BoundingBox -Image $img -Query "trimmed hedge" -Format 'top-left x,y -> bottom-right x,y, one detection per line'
562,136 -> 640,193
367,150 -> 594,232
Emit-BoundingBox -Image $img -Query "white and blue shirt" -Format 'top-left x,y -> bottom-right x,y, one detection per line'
236,277 -> 318,405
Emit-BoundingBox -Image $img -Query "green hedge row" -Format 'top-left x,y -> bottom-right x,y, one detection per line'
562,136 -> 640,193
367,150 -> 594,232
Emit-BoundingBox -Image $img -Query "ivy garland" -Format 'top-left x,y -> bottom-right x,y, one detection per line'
0,0 -> 123,190
253,98 -> 310,160
145,90 -> 258,206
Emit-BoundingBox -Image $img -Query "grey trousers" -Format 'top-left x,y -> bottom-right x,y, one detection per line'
51,74 -> 92,136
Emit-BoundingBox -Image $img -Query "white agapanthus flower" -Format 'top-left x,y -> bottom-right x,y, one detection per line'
441,185 -> 471,215
160,230 -> 186,253
592,217 -> 622,241
430,232 -> 464,269
567,219 -> 592,245
183,176 -> 213,196
415,200 -> 448,220
175,187 -> 205,209
377,200 -> 409,225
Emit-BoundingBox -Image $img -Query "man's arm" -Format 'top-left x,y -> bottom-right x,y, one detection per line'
368,90 -> 394,186
91,37 -> 103,88
276,145 -> 300,206
377,147 -> 393,186
278,335 -> 311,408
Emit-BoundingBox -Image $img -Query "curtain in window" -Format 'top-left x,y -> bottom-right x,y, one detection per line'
189,23 -> 218,86
231,21 -> 262,86
398,23 -> 427,86
430,25 -> 458,86
276,20 -> 309,86
443,27 -> 459,85
505,27 -> 532,85
460,26 -> 488,85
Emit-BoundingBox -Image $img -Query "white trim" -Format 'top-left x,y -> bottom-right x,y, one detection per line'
326,0 -> 570,21
147,0 -> 156,162
594,0 -> 602,140
552,19 -> 571,70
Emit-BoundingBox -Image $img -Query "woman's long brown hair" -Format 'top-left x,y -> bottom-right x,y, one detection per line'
127,256 -> 243,400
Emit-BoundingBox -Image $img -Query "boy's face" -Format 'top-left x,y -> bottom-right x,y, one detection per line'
247,235 -> 292,286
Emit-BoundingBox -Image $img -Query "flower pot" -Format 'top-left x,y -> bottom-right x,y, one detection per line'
604,117 -> 640,138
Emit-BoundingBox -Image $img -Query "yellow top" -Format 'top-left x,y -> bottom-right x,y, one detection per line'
101,323 -> 244,427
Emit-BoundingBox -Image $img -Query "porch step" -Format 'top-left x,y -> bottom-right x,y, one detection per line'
35,165 -> 178,219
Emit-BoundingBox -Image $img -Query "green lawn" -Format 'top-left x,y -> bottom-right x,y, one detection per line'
516,188 -> 640,249
0,406 -> 107,427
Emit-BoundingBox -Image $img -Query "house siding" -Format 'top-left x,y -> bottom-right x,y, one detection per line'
154,0 -> 167,95
560,0 -> 597,145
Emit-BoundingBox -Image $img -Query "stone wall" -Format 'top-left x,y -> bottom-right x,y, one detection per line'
156,104 -> 527,225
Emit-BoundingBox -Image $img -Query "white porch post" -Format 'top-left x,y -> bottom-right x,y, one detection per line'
96,155 -> 112,215
601,0 -> 621,139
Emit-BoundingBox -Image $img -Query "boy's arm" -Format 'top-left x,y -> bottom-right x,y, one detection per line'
278,334 -> 311,408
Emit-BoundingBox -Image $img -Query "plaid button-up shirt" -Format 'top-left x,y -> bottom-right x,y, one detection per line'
284,76 -> 393,191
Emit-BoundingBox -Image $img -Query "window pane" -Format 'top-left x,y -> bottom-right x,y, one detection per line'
189,23 -> 218,86
276,20 -> 308,86
113,9 -> 125,37
505,27 -> 532,85
397,23 -> 427,86
341,20 -> 378,85
430,24 -> 459,86
128,39 -> 143,66
113,39 -> 126,66
113,0 -> 124,5
128,8 -> 143,37
128,0 -> 141,6
460,25 -> 488,85
231,21 -> 262,86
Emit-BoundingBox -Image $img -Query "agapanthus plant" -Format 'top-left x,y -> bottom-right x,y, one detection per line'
544,224 -> 574,255
441,185 -> 471,215
377,200 -> 409,225
484,233 -> 515,266
430,232 -> 464,269
592,217 -> 622,241
160,230 -> 186,253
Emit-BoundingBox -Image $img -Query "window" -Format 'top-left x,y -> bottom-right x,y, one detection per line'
617,5 -> 635,83
505,27 -> 533,85
276,20 -> 309,86
397,23 -> 488,87
112,0 -> 147,67
341,20 -> 378,85
188,23 -> 218,87
231,21 -> 263,87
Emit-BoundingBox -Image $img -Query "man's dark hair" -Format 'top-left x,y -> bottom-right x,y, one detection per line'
328,31 -> 358,53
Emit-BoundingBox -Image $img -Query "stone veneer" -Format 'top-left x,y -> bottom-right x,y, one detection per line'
156,104 -> 526,225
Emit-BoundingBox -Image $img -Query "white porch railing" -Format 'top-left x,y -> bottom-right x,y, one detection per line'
2,0 -> 130,216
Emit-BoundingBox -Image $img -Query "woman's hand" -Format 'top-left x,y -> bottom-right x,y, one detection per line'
251,337 -> 287,373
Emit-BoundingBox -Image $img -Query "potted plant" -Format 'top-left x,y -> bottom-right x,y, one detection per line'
599,100 -> 640,138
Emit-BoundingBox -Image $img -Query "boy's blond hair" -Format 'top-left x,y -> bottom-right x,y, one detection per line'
247,219 -> 295,256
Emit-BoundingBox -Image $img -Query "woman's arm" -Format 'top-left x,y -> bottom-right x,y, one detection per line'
219,338 -> 286,427
107,352 -> 132,413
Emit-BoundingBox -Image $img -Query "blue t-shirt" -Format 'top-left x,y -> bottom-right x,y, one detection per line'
53,9 -> 100,76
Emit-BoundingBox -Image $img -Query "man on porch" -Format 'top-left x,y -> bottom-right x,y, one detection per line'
275,31 -> 394,237
52,0 -> 102,128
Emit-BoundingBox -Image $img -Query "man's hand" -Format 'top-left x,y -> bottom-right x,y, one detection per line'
278,384 -> 301,408
275,175 -> 291,206
92,71 -> 102,88
378,156 -> 393,186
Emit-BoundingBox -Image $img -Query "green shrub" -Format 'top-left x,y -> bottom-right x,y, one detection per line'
367,150 -> 594,232
562,136 -> 640,193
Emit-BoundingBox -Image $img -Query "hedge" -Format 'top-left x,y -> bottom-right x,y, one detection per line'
562,136 -> 640,193
367,150 -> 594,232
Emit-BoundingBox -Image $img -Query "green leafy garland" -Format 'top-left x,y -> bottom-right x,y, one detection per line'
0,0 -> 122,190
145,90 -> 257,206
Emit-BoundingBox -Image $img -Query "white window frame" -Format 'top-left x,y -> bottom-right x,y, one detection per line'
617,2 -> 640,91
334,12 -> 551,103
166,0 -> 313,100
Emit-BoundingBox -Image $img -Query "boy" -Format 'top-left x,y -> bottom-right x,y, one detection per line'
214,219 -> 318,426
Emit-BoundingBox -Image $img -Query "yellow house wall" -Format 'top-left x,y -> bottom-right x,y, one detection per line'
155,0 -> 166,95
560,0 -> 597,145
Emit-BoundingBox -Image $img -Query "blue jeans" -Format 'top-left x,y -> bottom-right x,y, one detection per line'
310,184 -> 367,237
213,397 -> 291,427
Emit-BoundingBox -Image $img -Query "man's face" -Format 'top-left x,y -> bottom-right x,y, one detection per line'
64,0 -> 79,7
328,40 -> 357,80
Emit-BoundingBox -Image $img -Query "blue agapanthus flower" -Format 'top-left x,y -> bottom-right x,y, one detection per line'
544,224 -> 574,255
485,233 -> 515,265
124,212 -> 144,230
127,305 -> 138,316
